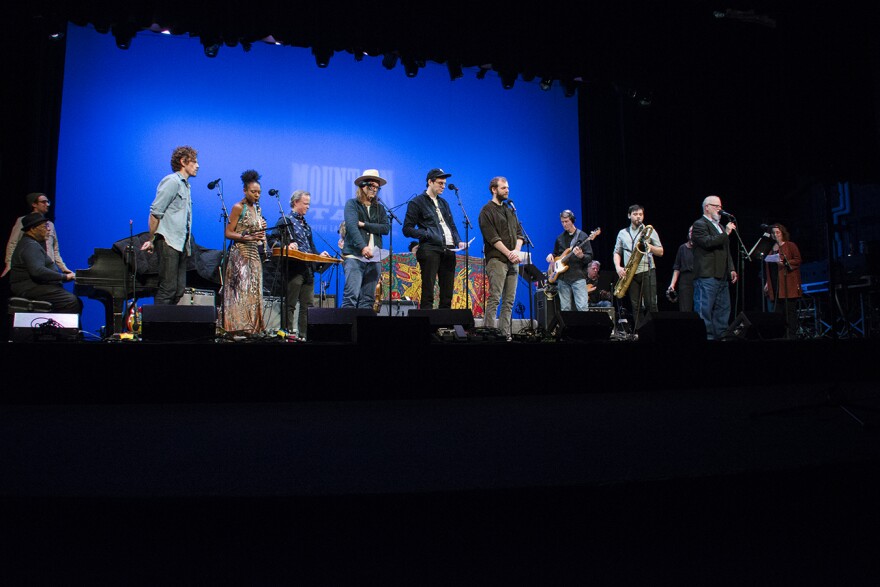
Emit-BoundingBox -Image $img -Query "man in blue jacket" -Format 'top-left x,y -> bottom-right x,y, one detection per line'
403,168 -> 465,309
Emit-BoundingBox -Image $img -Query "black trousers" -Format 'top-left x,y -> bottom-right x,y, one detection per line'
416,246 -> 456,309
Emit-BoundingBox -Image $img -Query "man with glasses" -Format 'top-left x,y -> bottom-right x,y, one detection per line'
692,195 -> 738,340
403,168 -> 465,309
3,193 -> 72,279
9,212 -> 81,314
341,169 -> 390,309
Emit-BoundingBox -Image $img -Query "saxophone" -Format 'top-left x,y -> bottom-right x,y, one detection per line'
613,225 -> 653,298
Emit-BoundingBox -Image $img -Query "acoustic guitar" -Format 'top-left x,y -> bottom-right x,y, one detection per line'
547,227 -> 601,283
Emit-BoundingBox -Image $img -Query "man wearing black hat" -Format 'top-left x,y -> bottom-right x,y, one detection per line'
403,168 -> 465,309
3,192 -> 72,279
9,213 -> 82,314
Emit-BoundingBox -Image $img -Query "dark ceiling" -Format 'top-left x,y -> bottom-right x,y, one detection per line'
21,2 -> 874,98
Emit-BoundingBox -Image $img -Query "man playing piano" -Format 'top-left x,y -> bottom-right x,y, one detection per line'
10,213 -> 81,314
141,146 -> 199,305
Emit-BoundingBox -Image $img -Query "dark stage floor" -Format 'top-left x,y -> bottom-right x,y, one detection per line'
2,336 -> 880,583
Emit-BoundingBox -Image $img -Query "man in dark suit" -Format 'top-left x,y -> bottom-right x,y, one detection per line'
692,195 -> 738,340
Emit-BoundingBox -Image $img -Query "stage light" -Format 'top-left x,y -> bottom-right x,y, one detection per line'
402,56 -> 419,78
313,47 -> 333,68
203,42 -> 221,58
500,71 -> 517,90
562,79 -> 580,98
540,77 -> 553,91
475,66 -> 489,80
382,53 -> 399,70
447,61 -> 463,81
112,23 -> 138,50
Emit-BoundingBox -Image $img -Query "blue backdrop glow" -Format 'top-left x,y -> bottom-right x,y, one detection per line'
56,25 -> 582,335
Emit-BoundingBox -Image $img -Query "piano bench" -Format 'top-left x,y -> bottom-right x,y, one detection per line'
7,297 -> 53,314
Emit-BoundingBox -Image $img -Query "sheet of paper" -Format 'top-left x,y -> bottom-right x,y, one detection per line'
451,237 -> 476,252
764,253 -> 780,263
355,248 -> 390,263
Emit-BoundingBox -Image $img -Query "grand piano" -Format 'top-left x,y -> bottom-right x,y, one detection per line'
75,232 -> 223,336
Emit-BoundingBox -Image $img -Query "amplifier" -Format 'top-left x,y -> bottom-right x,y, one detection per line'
177,288 -> 216,306
11,312 -> 80,342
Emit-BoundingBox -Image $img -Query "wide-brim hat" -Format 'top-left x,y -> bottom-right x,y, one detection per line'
354,169 -> 387,187
426,168 -> 451,181
21,212 -> 49,231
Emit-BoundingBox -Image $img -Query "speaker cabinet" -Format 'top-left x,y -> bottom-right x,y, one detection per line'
637,311 -> 706,342
141,304 -> 217,342
352,315 -> 433,345
307,308 -> 375,342
11,312 -> 80,342
406,309 -> 475,330
724,311 -> 786,340
535,289 -> 560,331
557,310 -> 613,341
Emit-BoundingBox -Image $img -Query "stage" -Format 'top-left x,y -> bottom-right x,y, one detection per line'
2,335 -> 879,582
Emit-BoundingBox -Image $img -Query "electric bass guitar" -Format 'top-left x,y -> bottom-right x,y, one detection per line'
547,227 -> 601,283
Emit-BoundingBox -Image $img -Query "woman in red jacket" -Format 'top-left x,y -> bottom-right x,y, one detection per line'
763,223 -> 802,338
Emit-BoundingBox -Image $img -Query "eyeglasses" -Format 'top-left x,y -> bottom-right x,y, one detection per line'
707,203 -> 722,208
37,199 -> 50,205
434,180 -> 446,187
364,183 -> 381,191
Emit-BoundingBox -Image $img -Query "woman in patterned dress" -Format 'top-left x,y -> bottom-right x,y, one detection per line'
222,169 -> 268,335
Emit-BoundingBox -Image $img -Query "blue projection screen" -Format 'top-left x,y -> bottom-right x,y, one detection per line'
56,25 -> 582,336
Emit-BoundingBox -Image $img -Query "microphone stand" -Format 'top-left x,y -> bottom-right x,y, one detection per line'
726,215 -> 749,315
450,186 -> 472,310
514,208 -> 536,335
215,180 -> 229,286
122,219 -> 137,335
313,230 -> 342,308
271,191 -> 294,332
379,197 -> 401,313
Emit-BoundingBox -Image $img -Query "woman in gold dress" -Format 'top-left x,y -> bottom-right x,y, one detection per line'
222,169 -> 268,336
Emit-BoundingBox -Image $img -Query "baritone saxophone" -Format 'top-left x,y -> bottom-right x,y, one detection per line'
613,225 -> 654,298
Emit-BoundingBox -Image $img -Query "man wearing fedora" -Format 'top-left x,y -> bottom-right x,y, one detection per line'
9,213 -> 82,314
403,168 -> 465,309
342,169 -> 391,309
3,192 -> 72,279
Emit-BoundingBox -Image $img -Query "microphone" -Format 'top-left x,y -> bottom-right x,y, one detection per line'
505,199 -> 517,212
448,184 -> 459,191
269,189 -> 280,196
780,251 -> 792,271
720,209 -> 736,220
207,178 -> 222,190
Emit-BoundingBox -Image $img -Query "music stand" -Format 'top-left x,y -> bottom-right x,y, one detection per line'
519,262 -> 546,333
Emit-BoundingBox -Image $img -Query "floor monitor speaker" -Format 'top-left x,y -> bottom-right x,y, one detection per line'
406,309 -> 475,330
307,308 -> 375,342
724,311 -> 786,340
558,310 -> 613,341
637,311 -> 706,342
141,304 -> 216,342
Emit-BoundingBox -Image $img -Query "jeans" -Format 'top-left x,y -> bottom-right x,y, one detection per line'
155,235 -> 187,305
416,246 -> 456,309
484,257 -> 518,335
342,257 -> 380,309
557,278 -> 589,312
694,277 -> 731,340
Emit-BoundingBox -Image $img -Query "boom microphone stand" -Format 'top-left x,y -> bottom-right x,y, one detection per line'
378,196 -> 401,312
723,211 -> 749,315
270,189 -> 294,332
449,184 -> 472,309
510,202 -> 537,335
